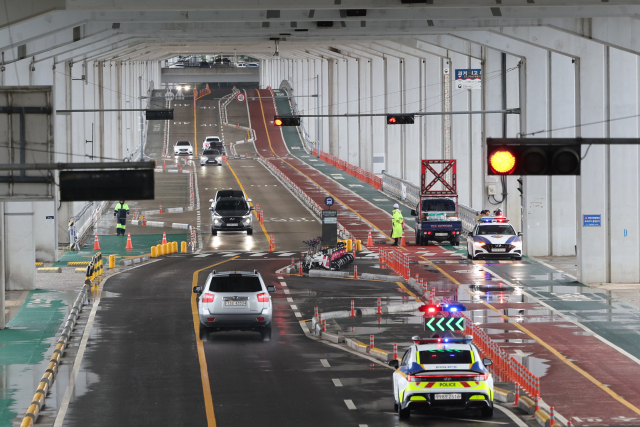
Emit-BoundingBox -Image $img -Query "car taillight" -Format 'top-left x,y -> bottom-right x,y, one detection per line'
427,231 -> 432,235
474,374 -> 488,381
202,293 -> 215,303
207,318 -> 215,322
257,317 -> 264,321
257,292 -> 269,302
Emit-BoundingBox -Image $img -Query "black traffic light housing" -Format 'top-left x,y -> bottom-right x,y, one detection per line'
274,116 -> 301,126
145,109 -> 174,120
487,138 -> 581,176
387,114 -> 415,125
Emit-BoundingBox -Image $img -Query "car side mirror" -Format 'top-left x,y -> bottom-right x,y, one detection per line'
193,286 -> 202,294
250,206 -> 256,211
209,207 -> 214,211
247,199 -> 252,202
518,232 -> 523,237
388,360 -> 399,369
267,285 -> 276,293
209,199 -> 214,203
483,358 -> 493,366
410,209 -> 417,216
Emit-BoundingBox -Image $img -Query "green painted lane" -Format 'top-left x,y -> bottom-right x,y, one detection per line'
0,291 -> 71,427
54,233 -> 188,266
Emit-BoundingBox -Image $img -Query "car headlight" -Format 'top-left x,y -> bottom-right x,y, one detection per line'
201,157 -> 208,161
244,215 -> 252,224
473,241 -> 487,247
216,156 -> 222,162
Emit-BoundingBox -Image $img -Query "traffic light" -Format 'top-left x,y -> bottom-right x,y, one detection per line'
387,114 -> 415,125
418,304 -> 441,314
487,138 -> 581,175
145,109 -> 174,120
274,116 -> 301,126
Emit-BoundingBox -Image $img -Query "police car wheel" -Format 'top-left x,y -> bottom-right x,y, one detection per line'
481,402 -> 494,418
398,404 -> 410,419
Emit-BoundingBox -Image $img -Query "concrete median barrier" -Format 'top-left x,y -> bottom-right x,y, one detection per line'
37,267 -> 61,273
172,223 -> 190,229
309,269 -> 349,278
360,273 -> 405,282
493,387 -> 515,403
321,331 -> 345,343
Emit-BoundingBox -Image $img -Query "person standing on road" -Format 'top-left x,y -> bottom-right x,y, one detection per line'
391,203 -> 404,246
114,200 -> 130,236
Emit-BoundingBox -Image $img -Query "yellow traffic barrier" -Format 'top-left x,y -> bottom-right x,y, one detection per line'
346,239 -> 352,252
68,261 -> 91,266
37,267 -> 61,273
35,262 -> 43,266
181,241 -> 187,253
172,241 -> 178,253
109,254 -> 116,268
160,244 -> 165,256
75,268 -> 86,273
167,243 -> 173,254
356,240 -> 362,251
151,246 -> 157,258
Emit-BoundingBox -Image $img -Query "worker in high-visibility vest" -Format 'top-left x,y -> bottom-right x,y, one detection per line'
114,200 -> 130,236
391,203 -> 404,246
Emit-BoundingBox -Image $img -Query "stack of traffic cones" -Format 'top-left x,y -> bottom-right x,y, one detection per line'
125,233 -> 134,250
93,234 -> 101,250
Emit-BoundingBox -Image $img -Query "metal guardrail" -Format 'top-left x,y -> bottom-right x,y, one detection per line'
381,171 -> 480,233
68,201 -> 110,249
277,81 -> 315,154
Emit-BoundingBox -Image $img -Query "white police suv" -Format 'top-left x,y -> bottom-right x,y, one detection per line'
467,217 -> 522,260
389,336 -> 494,419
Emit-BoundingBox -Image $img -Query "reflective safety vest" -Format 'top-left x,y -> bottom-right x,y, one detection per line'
114,203 -> 130,220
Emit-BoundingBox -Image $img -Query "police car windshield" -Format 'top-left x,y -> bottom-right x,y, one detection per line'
477,225 -> 516,235
419,349 -> 473,364
208,276 -> 261,292
216,199 -> 248,211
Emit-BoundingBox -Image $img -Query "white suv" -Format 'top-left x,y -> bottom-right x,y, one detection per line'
202,136 -> 221,150
193,270 -> 275,340
174,140 -> 193,155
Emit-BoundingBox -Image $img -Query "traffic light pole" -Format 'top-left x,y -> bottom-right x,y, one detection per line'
277,109 -> 520,118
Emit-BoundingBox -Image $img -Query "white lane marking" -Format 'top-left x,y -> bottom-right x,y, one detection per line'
287,297 -> 294,303
344,399 -> 357,410
277,276 -> 283,279
359,425 -> 368,427
332,378 -> 343,387
280,282 -> 287,287
284,288 -> 290,294
320,358 -> 331,367
54,288 -> 103,427
290,304 -> 298,310
294,312 -> 302,318
495,404 -> 528,427
530,256 -> 578,280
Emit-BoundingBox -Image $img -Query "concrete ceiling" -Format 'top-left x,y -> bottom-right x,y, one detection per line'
0,1 -> 637,63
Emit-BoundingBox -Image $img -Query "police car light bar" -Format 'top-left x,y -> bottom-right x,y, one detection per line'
440,303 -> 467,313
412,335 -> 473,344
480,217 -> 510,223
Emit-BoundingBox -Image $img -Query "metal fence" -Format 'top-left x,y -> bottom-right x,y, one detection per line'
68,201 -> 110,249
381,171 -> 480,233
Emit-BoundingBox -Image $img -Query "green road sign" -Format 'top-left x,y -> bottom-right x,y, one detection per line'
424,315 -> 465,332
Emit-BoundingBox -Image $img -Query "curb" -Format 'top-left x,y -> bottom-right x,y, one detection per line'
119,256 -> 149,266
360,273 -> 405,282
493,387 -> 515,403
308,269 -> 349,278
20,284 -> 91,427
37,267 -> 61,273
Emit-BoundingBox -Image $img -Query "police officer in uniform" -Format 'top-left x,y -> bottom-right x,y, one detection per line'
114,200 -> 130,236
391,203 -> 404,246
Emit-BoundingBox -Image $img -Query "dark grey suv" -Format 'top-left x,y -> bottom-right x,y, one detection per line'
210,197 -> 254,235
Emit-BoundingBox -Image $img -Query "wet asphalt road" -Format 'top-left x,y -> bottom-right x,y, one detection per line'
57,254 -> 527,427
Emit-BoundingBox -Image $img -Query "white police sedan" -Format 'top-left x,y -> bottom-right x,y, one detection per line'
467,217 -> 522,260
389,336 -> 495,419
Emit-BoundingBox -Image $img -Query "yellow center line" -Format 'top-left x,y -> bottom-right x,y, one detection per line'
255,90 -> 399,247
422,255 -> 640,416
224,160 -> 271,243
396,281 -> 422,302
191,256 -> 240,427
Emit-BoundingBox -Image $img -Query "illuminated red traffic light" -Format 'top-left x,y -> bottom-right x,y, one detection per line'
274,118 -> 283,126
489,150 -> 517,175
386,114 -> 414,125
388,116 -> 397,124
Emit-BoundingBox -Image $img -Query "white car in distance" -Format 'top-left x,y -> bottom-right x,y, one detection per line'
174,140 -> 193,156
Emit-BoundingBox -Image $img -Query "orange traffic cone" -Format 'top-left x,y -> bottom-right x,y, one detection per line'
125,233 -> 134,250
93,234 -> 101,250
400,231 -> 407,246
159,204 -> 163,214
162,232 -> 168,244
367,230 -> 373,246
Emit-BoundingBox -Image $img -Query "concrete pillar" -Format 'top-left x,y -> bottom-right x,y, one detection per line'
371,56 -> 385,173
424,55 -> 444,160
404,56 -> 421,183
347,57 -> 359,165
359,57 -> 373,171
3,202 -> 35,291
385,57 -> 402,177
449,52 -> 472,206
337,58 -> 348,160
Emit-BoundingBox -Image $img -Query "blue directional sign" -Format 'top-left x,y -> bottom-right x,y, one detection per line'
583,215 -> 601,227
325,197 -> 334,207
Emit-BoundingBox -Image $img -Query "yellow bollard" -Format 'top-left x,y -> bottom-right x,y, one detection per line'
181,241 -> 187,253
172,241 -> 178,253
346,239 -> 352,253
109,254 -> 116,268
168,243 -> 173,254
161,244 -> 167,256
151,246 -> 157,258
356,240 -> 363,252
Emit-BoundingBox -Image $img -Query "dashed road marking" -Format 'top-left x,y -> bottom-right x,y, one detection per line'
277,276 -> 283,279
294,312 -> 302,317
332,379 -> 343,387
287,297 -> 293,302
290,304 -> 298,310
280,282 -> 287,287
320,359 -> 331,367
344,400 -> 357,410
283,288 -> 290,294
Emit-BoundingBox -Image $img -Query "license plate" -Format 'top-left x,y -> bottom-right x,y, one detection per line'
225,300 -> 246,306
434,394 -> 462,400
226,223 -> 238,227
435,232 -> 449,236
492,248 -> 506,252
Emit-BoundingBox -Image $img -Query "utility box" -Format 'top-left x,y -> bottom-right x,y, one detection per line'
322,209 -> 338,247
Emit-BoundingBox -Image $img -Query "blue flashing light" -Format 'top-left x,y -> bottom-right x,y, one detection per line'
439,303 -> 467,312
